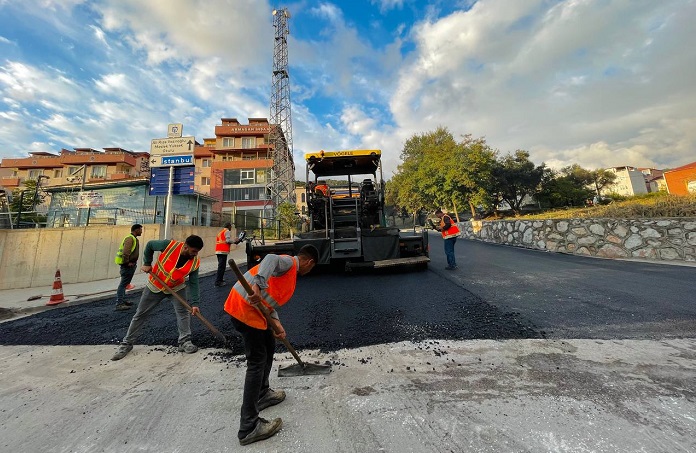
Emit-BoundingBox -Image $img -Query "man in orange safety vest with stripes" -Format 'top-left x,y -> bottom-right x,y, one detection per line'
111,235 -> 204,361
225,244 -> 319,446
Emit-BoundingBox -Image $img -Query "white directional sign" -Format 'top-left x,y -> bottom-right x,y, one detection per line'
150,136 -> 196,156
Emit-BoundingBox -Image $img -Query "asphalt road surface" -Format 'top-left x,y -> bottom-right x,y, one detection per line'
2,233 -> 695,453
0,233 -> 693,350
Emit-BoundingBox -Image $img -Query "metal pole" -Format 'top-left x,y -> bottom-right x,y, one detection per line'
164,165 -> 174,239
15,191 -> 24,228
77,165 -> 87,227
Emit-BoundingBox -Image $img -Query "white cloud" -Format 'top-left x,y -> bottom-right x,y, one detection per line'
390,0 -> 696,171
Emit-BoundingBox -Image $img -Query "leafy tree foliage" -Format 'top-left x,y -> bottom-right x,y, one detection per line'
276,202 -> 298,239
10,179 -> 46,213
490,151 -> 547,214
386,127 -> 497,217
537,164 -> 594,208
588,169 -> 617,196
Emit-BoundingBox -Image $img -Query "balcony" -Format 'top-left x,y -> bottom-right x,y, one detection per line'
1,176 -> 21,187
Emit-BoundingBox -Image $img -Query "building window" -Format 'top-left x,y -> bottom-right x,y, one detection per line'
54,169 -> 62,178
67,166 -> 81,177
90,166 -> 107,179
202,159 -> 211,168
301,193 -> 306,203
263,134 -> 270,144
28,169 -> 43,180
242,137 -> 255,148
224,169 -> 241,185
201,176 -> 210,186
241,169 -> 255,184
222,137 -> 234,148
256,169 -> 266,184
223,187 -> 267,201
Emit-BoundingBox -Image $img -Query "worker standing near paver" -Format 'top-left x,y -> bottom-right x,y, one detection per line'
111,235 -> 204,361
215,222 -> 242,287
224,244 -> 319,446
434,208 -> 460,270
114,224 -> 143,311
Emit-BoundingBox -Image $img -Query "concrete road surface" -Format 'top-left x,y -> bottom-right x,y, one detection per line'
1,338 -> 694,453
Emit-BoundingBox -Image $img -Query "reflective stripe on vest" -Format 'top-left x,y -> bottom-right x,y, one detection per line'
149,241 -> 200,290
223,256 -> 298,329
215,229 -> 231,253
440,215 -> 461,239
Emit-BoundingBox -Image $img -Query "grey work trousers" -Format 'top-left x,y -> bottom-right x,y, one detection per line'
121,286 -> 192,346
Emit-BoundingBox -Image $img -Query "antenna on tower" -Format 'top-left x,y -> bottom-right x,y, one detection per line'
265,7 -> 296,222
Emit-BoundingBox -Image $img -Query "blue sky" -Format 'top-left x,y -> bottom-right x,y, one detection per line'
0,0 -> 694,179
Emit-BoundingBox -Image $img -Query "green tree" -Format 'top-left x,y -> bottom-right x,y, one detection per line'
445,134 -> 497,217
588,169 -> 617,196
276,202 -> 298,239
387,127 -> 497,219
11,179 -> 46,213
491,150 -> 547,215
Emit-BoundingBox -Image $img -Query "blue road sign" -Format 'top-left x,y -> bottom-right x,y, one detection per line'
149,166 -> 195,195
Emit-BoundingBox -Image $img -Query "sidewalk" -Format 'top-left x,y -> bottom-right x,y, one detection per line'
0,245 -> 249,320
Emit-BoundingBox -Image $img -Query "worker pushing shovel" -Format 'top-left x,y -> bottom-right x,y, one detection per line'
111,235 -> 205,361
223,244 -> 328,446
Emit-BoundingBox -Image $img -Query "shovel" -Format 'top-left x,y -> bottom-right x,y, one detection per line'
147,271 -> 235,350
228,259 -> 331,377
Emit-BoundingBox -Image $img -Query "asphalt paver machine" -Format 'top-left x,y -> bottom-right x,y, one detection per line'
246,149 -> 429,271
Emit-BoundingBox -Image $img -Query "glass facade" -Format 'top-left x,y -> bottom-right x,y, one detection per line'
45,182 -> 215,227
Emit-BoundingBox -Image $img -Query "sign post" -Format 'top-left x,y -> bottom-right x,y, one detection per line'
150,124 -> 195,238
164,166 -> 174,239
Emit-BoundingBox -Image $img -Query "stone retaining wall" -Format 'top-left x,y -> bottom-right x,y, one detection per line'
460,218 -> 696,263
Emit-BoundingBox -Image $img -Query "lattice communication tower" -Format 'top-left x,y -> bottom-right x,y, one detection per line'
265,7 -> 296,218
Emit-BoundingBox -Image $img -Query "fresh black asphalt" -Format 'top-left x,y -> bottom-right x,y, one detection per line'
1,234 -> 694,353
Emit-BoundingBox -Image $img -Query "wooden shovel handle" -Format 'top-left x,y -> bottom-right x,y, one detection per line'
147,271 -> 228,344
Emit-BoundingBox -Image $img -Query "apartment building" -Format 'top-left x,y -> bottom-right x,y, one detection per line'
193,118 -> 280,226
638,167 -> 666,193
0,147 -> 150,191
663,161 -> 696,195
606,166 -> 649,196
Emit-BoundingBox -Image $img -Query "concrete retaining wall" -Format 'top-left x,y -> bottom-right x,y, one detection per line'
0,225 -> 222,290
460,218 -> 696,264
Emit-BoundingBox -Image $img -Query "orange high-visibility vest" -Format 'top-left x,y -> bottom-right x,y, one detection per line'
224,257 -> 298,329
440,215 -> 461,239
215,228 -> 231,253
149,241 -> 200,290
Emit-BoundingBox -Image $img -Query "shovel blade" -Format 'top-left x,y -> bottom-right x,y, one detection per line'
278,362 -> 332,377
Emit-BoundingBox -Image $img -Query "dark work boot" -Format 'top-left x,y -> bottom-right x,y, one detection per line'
258,389 -> 286,411
239,417 -> 283,446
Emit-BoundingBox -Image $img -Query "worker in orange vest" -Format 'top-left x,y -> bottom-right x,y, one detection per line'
224,244 -> 319,446
215,222 -> 242,287
314,180 -> 330,197
435,208 -> 460,270
111,235 -> 204,361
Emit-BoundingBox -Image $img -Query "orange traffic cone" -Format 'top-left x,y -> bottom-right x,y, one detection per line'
46,269 -> 66,306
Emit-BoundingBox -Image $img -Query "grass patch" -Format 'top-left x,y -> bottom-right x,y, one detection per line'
516,193 -> 696,220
